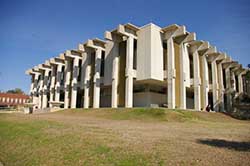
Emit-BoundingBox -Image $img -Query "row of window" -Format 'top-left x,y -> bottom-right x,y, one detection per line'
0,97 -> 29,104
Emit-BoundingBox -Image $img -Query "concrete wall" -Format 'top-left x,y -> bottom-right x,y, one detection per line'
118,41 -> 126,107
100,87 -> 111,107
174,43 -> 181,108
137,23 -> 164,81
183,44 -> 190,87
133,92 -> 167,107
186,97 -> 194,109
104,40 -> 117,86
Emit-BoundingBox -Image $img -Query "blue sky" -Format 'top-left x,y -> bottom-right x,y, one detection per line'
0,0 -> 249,93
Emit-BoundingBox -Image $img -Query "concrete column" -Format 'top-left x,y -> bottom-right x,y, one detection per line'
33,73 -> 40,105
125,36 -> 134,108
167,37 -> 176,109
64,60 -> 71,109
112,56 -> 119,108
55,64 -> 63,102
217,62 -> 224,111
42,70 -> 49,109
38,91 -> 42,109
225,67 -> 232,111
38,75 -> 43,109
81,52 -> 90,109
80,53 -> 86,90
29,75 -> 34,96
93,49 -> 102,108
231,72 -> 236,91
84,64 -> 91,108
179,43 -> 188,109
33,73 -> 39,95
211,60 -> 219,111
71,58 -> 79,108
193,51 -> 201,110
238,73 -> 244,93
80,52 -> 88,108
201,55 -> 209,110
49,66 -> 56,107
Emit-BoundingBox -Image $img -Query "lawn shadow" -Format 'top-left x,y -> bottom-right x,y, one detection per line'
197,139 -> 250,152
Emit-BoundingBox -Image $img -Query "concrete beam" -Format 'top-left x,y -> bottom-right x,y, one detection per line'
86,38 -> 106,50
235,68 -> 246,75
117,24 -> 139,39
49,57 -> 65,66
222,61 -> 238,69
162,25 -> 186,40
65,50 -> 82,59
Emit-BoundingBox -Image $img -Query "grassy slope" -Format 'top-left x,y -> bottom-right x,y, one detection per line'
0,108 -> 249,166
63,108 -> 239,123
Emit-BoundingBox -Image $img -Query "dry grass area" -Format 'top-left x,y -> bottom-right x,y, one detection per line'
0,108 -> 250,166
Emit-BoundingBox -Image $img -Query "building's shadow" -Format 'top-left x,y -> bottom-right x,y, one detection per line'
197,139 -> 250,152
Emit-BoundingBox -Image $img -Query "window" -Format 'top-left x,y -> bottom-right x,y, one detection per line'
60,66 -> 65,85
48,71 -> 52,87
163,42 -> 167,70
208,63 -> 212,84
133,39 -> 137,70
223,69 -> 226,88
78,59 -> 82,81
189,53 -> 194,79
100,51 -> 105,77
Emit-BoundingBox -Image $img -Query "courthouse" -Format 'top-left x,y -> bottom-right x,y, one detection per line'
26,23 -> 248,111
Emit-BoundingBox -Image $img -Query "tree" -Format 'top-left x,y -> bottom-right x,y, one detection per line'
7,88 -> 24,94
246,71 -> 250,81
246,64 -> 250,81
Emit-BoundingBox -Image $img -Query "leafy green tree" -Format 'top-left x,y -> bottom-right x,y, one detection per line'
247,64 -> 250,80
7,88 -> 24,94
246,71 -> 250,81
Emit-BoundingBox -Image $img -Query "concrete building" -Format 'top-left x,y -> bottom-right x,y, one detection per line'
26,23 -> 248,112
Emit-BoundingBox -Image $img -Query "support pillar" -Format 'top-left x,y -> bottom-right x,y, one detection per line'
38,75 -> 43,109
80,52 -> 89,108
42,70 -> 49,109
112,56 -> 119,108
193,51 -> 201,110
71,58 -> 79,108
238,73 -> 244,93
211,60 -> 219,111
49,66 -> 56,107
167,37 -> 176,109
29,75 -> 34,97
225,67 -> 232,111
179,43 -> 188,109
33,73 -> 40,105
125,36 -> 134,108
201,55 -> 209,110
55,64 -> 63,102
217,62 -> 224,111
84,64 -> 91,108
231,72 -> 236,91
64,60 -> 71,109
93,49 -> 102,108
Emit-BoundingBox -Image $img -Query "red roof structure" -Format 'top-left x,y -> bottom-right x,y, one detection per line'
0,93 -> 30,106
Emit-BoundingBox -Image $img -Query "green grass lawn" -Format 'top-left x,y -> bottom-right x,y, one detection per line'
0,108 -> 250,166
